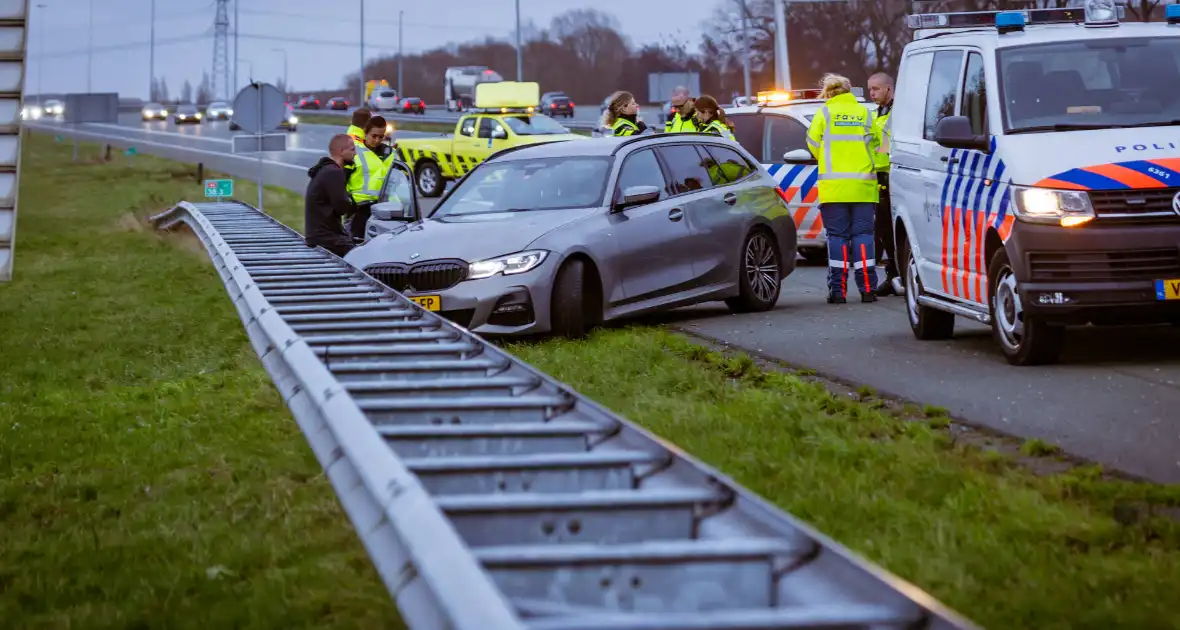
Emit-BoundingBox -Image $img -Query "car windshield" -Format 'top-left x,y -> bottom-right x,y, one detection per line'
501,115 -> 568,135
999,36 -> 1180,133
431,157 -> 612,217
208,102 -> 227,108
379,91 -> 396,97
178,104 -> 197,113
145,103 -> 162,109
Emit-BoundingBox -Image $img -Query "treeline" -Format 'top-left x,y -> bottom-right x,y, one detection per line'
308,0 -> 1171,107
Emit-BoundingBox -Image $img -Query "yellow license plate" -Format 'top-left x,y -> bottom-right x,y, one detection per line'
409,295 -> 442,311
1155,279 -> 1180,300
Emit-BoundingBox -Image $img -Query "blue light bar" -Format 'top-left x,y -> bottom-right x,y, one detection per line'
906,6 -> 1118,31
1167,4 -> 1180,25
995,11 -> 1026,33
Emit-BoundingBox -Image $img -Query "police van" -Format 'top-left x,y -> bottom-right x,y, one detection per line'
890,0 -> 1180,365
726,89 -> 877,264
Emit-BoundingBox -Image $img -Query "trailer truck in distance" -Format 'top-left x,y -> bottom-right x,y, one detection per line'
444,66 -> 503,112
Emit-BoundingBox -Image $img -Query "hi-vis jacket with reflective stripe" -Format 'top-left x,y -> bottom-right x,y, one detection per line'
665,111 -> 699,133
612,118 -> 640,136
870,103 -> 892,173
346,145 -> 386,203
806,92 -> 880,203
701,119 -> 735,141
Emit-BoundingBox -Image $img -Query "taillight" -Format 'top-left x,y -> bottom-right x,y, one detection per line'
570,102 -> 575,107
550,103 -> 556,108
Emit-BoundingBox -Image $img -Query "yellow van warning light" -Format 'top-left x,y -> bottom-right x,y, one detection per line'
475,81 -> 540,113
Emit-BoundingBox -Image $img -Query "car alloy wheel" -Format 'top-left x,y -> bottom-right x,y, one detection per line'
745,231 -> 779,304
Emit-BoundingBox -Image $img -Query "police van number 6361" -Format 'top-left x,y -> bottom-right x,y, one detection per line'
891,0 -> 1180,365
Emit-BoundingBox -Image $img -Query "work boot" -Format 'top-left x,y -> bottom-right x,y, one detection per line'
876,277 -> 898,296
827,294 -> 847,304
861,291 -> 877,303
891,277 -> 905,296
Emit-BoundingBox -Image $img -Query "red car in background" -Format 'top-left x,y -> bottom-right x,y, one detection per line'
297,95 -> 321,109
399,97 -> 426,115
328,96 -> 349,110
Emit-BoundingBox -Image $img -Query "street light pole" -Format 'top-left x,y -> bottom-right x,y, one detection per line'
359,0 -> 366,106
86,0 -> 93,93
514,0 -> 522,81
739,0 -> 751,101
36,3 -> 46,105
149,0 -> 155,99
397,10 -> 403,97
774,0 -> 791,90
234,0 -> 239,94
272,48 -> 288,99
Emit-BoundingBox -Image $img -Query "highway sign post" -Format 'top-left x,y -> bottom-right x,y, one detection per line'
204,179 -> 233,201
230,81 -> 288,211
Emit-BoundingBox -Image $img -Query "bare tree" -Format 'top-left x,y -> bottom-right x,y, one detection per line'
195,72 -> 213,104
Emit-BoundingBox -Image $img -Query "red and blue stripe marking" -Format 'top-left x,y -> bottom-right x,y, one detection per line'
937,137 -> 1013,304
1034,158 -> 1180,190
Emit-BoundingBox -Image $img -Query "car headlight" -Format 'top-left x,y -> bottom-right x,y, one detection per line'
1008,185 -> 1094,227
289,115 -> 298,124
467,251 -> 547,280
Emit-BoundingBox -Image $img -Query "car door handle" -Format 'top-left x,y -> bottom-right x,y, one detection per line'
668,208 -> 684,221
941,156 -> 959,164
723,192 -> 738,206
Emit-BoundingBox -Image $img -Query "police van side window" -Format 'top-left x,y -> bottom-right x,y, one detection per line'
459,116 -> 476,137
893,52 -> 934,141
613,149 -> 667,204
728,113 -> 767,161
766,116 -> 809,163
961,52 -> 988,136
924,50 -> 965,140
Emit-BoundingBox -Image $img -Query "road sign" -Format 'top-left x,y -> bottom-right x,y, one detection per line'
124,146 -> 136,156
231,82 -> 287,135
231,133 -> 288,154
204,179 -> 233,198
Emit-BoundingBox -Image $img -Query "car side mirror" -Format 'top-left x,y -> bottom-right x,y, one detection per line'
783,148 -> 817,165
934,115 -> 990,152
614,185 -> 661,211
371,199 -> 415,221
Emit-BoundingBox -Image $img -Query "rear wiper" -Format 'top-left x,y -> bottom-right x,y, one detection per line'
1007,123 -> 1118,134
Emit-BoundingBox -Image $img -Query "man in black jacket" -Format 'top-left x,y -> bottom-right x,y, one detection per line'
304,134 -> 358,257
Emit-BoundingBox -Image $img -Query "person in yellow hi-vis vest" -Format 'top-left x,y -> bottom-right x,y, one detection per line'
806,73 -> 882,304
343,115 -> 389,240
664,86 -> 699,133
601,91 -> 648,136
868,72 -> 902,297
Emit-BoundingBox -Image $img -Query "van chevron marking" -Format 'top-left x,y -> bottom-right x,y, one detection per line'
766,162 -> 825,244
938,137 -> 1012,304
1034,158 -> 1180,190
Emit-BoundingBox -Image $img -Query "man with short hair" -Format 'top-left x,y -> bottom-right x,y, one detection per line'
304,134 -> 358,257
664,86 -> 699,133
868,72 -> 902,296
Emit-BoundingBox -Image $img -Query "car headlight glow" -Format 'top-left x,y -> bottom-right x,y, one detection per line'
1009,185 -> 1094,227
467,250 -> 547,280
289,115 -> 298,124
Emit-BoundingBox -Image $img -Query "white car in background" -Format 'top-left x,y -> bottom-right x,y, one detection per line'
43,99 -> 64,116
205,101 -> 233,120
370,89 -> 399,111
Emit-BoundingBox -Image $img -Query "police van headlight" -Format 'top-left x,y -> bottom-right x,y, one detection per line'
467,251 -> 548,280
1009,185 -> 1094,227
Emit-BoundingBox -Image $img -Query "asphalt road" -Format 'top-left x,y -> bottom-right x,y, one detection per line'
32,118 -> 1180,484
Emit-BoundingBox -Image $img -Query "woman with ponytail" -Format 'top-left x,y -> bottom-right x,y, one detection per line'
693,95 -> 735,140
600,91 -> 647,136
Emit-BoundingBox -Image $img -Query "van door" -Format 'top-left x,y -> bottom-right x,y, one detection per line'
915,49 -> 968,300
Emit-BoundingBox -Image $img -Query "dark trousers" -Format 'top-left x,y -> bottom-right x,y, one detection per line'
875,172 -> 899,280
820,202 -> 878,297
346,200 -> 374,240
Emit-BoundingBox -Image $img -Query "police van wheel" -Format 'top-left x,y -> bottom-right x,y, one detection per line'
988,248 -> 1065,366
726,228 -> 782,313
903,239 -> 955,340
551,258 -> 588,338
416,162 -> 443,197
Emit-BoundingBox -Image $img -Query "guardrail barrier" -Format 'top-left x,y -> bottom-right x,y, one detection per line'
149,199 -> 981,630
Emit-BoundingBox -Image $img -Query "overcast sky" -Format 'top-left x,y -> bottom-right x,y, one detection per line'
30,0 -> 707,100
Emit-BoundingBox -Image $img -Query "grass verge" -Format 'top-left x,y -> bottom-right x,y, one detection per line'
507,329 -> 1180,630
297,112 -> 593,137
4,134 -> 1180,629
0,134 -> 400,628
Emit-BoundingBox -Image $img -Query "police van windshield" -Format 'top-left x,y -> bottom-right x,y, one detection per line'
431,157 -> 611,217
999,36 -> 1180,133
502,115 -> 569,135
